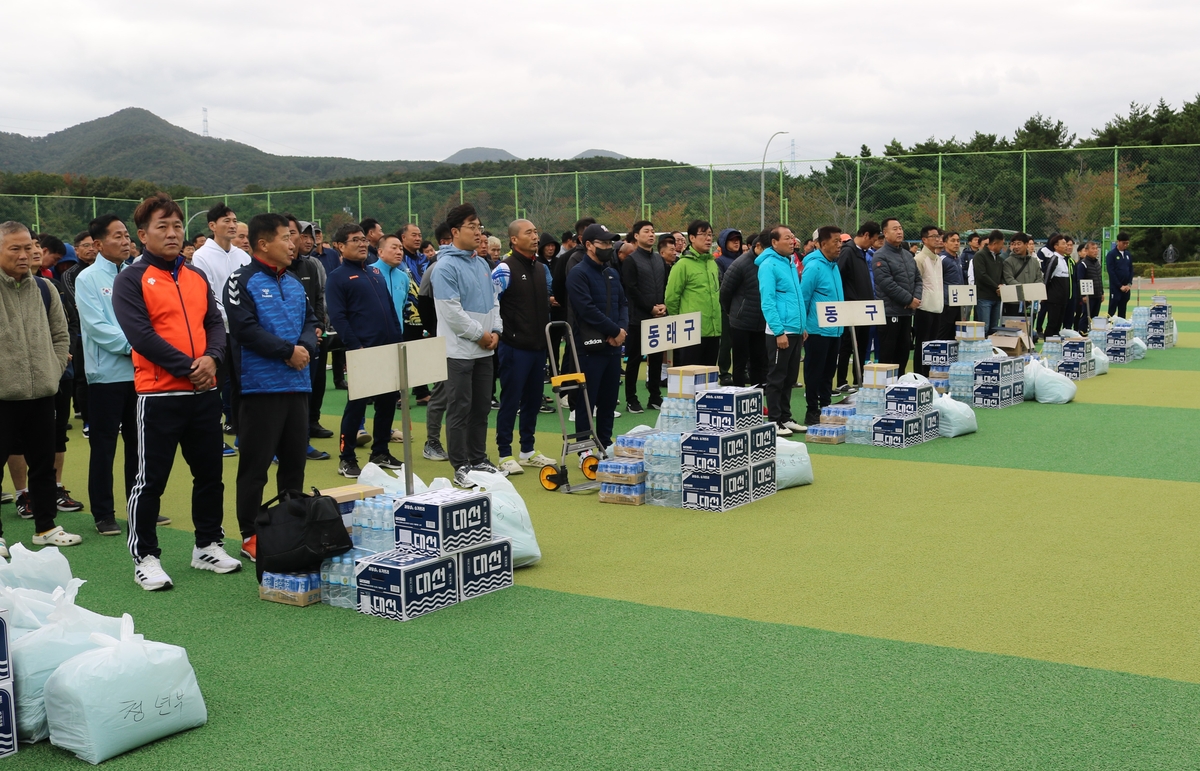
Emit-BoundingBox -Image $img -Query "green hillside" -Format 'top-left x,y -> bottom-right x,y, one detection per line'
0,108 -> 441,193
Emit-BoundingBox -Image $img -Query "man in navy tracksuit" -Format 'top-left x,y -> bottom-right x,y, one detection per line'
566,224 -> 628,453
325,223 -> 404,478
1106,232 -> 1134,318
225,214 -> 319,561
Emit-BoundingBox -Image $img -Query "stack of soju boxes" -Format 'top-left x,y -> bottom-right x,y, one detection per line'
355,488 -> 514,622
1148,297 -> 1176,349
873,381 -> 939,447
1056,337 -> 1096,380
921,340 -> 958,394
681,386 -> 776,512
972,357 -> 1023,408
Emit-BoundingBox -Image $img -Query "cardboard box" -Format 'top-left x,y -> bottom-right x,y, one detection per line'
356,549 -> 458,621
259,585 -> 322,607
750,460 -> 776,501
393,489 -> 491,555
1107,329 -> 1132,348
1002,317 -> 1031,335
0,609 -> 8,683
598,492 -> 646,505
0,681 -> 14,759
884,383 -> 935,416
320,484 -> 387,529
1061,339 -> 1091,361
667,366 -> 719,398
804,426 -> 845,444
990,329 -> 1031,357
1012,379 -> 1025,402
922,411 -> 940,441
681,429 -> 750,474
1106,346 -> 1129,363
921,340 -> 959,366
457,538 -> 514,600
1147,320 -> 1167,335
1091,317 -> 1110,331
956,321 -> 987,340
1149,305 -> 1173,321
682,468 -> 752,512
973,358 -> 1017,385
1147,334 -> 1167,350
1055,360 -> 1092,380
972,384 -> 1014,409
749,422 -> 777,463
872,415 -> 923,448
695,387 -> 764,430
863,363 -> 899,387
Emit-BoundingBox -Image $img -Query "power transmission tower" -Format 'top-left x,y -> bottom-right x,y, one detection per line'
202,108 -> 209,137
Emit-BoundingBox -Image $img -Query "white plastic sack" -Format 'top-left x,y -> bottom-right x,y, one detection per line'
0,543 -> 74,592
1130,337 -> 1147,360
462,471 -> 542,568
897,373 -> 930,384
1092,347 -> 1109,375
13,602 -> 125,744
0,579 -> 83,639
1035,368 -> 1077,404
775,438 -> 814,489
427,477 -> 452,491
1023,360 -> 1040,401
358,462 -> 427,497
1060,329 -> 1082,338
933,394 -> 977,437
44,616 -> 208,765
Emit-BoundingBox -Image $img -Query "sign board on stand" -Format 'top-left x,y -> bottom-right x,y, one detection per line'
999,283 -> 1048,303
815,301 -> 887,328
641,312 -> 702,353
946,285 -> 977,307
1079,279 -> 1095,295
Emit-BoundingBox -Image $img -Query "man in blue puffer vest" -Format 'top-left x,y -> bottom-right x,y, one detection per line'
756,225 -> 805,437
224,213 -> 319,562
798,226 -> 845,427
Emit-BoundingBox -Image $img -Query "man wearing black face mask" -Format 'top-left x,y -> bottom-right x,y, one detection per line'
566,224 -> 628,457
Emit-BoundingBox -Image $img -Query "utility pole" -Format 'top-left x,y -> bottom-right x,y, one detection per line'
202,108 -> 209,137
760,131 -> 788,230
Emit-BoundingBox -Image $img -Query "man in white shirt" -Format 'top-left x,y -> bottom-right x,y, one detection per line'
191,203 -> 250,450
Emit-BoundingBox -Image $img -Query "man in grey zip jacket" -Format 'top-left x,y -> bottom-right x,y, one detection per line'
872,218 -> 922,375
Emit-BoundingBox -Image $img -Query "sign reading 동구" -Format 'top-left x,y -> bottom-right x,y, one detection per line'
641,312 -> 702,352
946,285 -> 977,307
815,301 -> 887,328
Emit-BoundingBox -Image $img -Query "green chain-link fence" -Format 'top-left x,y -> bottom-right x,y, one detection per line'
7,145 -> 1200,259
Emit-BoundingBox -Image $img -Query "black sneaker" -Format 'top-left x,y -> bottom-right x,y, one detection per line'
56,485 -> 85,512
453,466 -> 474,487
157,515 -> 171,526
626,400 -> 645,414
223,422 -> 236,436
719,373 -> 734,386
369,452 -> 403,470
95,518 -> 121,536
490,399 -> 500,410
0,491 -> 13,504
309,422 -> 334,439
539,398 -> 555,413
15,493 -> 33,520
423,439 -> 448,461
472,459 -> 504,475
647,398 -> 663,410
307,446 -> 331,460
338,460 -> 361,478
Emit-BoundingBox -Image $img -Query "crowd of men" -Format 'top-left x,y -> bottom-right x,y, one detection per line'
0,191 -> 1140,590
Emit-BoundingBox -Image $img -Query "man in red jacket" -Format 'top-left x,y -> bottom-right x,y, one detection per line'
113,193 -> 240,591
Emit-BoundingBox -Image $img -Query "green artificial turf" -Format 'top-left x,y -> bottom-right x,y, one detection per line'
7,524 -> 1200,771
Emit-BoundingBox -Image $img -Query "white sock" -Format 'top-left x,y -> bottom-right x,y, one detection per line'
519,450 -> 535,460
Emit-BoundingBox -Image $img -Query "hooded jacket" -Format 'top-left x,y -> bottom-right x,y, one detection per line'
621,246 -> 666,325
836,241 -> 873,301
431,245 -> 502,360
914,246 -> 944,314
75,257 -> 134,384
715,228 -> 742,277
1002,250 -> 1042,286
191,237 -> 251,331
719,250 -> 765,332
0,270 -> 69,400
566,254 -> 628,356
971,245 -> 1005,302
798,250 -> 845,337
370,259 -> 411,336
326,257 -> 403,351
664,247 -> 721,337
225,258 -> 319,395
872,242 -> 922,316
756,247 -> 803,336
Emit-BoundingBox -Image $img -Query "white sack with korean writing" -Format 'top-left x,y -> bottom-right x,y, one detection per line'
43,615 -> 207,764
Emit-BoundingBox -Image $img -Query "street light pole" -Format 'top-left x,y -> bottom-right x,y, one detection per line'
761,131 -> 788,230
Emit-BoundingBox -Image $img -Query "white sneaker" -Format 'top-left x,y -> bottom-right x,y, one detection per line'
558,395 -> 570,408
498,456 -> 524,475
32,526 -> 82,547
519,451 -> 556,468
782,420 -> 805,433
134,555 -> 173,591
0,538 -> 8,559
775,423 -> 793,437
191,543 -> 242,574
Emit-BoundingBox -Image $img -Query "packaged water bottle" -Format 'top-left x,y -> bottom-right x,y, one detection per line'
320,560 -> 332,604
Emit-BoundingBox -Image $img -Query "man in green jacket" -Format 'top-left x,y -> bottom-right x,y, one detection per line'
665,219 -> 721,366
0,221 -> 83,554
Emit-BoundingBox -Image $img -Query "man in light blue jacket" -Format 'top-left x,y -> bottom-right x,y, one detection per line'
431,204 -> 503,487
76,214 -> 148,536
798,226 -> 845,427
756,225 -> 805,436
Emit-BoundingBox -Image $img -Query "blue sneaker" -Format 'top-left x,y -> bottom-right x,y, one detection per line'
223,443 -> 237,457
307,445 -> 331,461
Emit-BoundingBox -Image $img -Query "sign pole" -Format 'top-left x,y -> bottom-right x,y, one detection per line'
850,327 -> 864,390
398,347 -> 415,497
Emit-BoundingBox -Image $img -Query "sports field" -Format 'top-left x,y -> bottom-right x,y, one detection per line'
7,292 -> 1200,769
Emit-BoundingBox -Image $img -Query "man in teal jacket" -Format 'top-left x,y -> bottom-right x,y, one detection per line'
798,226 -> 845,426
756,225 -> 805,436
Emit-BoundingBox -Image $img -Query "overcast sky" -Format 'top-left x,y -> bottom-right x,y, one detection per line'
3,0 -> 1196,166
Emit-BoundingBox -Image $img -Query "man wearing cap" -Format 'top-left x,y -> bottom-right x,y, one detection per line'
566,224 -> 628,456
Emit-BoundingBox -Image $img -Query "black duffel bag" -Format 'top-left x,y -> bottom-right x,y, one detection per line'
255,488 -> 352,581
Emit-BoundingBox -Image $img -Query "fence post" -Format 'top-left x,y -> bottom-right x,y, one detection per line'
407,182 -> 413,224
513,175 -> 519,220
33,195 -> 39,232
266,191 -> 272,212
1021,150 -> 1028,232
1112,147 -> 1120,234
936,154 -> 943,229
92,197 -> 97,219
183,199 -> 190,237
708,165 -> 713,224
357,187 -> 362,221
778,161 -> 785,223
640,168 -> 645,221
855,159 -> 861,229
574,172 -> 580,222
310,189 -> 315,223
458,179 -> 464,205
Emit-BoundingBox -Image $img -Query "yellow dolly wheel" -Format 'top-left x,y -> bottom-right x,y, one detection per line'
539,464 -> 561,491
580,454 -> 599,481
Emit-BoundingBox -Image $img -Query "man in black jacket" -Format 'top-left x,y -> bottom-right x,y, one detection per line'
550,217 -> 595,374
719,232 -> 767,387
835,221 -> 880,390
872,218 -> 922,375
621,220 -> 666,412
493,220 -> 556,475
